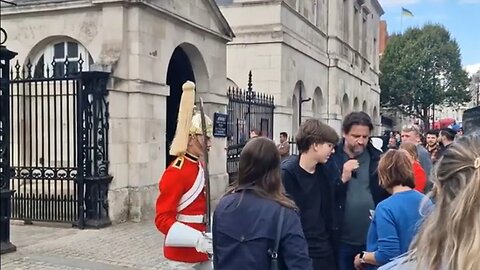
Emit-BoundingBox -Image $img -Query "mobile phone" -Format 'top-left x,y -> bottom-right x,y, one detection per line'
348,158 -> 358,178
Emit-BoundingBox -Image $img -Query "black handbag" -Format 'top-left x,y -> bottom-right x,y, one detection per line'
269,207 -> 285,270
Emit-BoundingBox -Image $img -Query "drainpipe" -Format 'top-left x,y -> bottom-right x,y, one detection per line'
299,84 -> 312,126
326,0 -> 331,123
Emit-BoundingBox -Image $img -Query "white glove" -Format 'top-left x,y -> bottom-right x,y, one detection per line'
195,232 -> 213,254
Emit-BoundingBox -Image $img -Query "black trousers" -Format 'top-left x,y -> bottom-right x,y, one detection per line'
313,256 -> 337,270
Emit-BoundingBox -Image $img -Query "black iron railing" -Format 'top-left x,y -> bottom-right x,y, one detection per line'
226,71 -> 275,183
9,58 -> 82,223
77,71 -> 112,228
3,54 -> 112,228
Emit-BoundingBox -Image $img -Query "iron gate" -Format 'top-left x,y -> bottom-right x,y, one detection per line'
4,57 -> 112,227
9,59 -> 81,223
226,71 -> 275,183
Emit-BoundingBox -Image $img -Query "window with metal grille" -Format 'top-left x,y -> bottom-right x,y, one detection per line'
33,40 -> 93,78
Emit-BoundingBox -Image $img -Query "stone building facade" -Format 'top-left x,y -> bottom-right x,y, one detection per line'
2,0 -> 233,223
218,0 -> 384,137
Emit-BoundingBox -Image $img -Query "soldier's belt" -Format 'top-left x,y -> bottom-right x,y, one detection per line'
177,214 -> 205,223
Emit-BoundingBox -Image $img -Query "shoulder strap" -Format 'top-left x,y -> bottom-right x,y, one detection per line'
274,207 -> 285,252
269,206 -> 286,270
177,164 -> 205,212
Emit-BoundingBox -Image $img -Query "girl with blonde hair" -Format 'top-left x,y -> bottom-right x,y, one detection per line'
379,133 -> 480,270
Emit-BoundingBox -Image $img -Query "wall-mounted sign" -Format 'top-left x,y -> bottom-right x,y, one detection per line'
213,113 -> 228,137
463,106 -> 480,135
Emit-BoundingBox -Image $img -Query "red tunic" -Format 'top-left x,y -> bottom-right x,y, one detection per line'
413,161 -> 427,193
154,154 -> 208,263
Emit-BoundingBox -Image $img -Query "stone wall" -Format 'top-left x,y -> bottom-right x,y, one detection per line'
2,0 -> 231,224
220,0 -> 384,137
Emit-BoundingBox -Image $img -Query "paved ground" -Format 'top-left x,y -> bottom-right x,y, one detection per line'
1,221 -> 203,270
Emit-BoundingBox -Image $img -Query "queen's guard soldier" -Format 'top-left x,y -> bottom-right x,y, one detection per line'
155,81 -> 213,270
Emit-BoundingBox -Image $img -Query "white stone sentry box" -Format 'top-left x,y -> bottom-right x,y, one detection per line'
1,0 -> 233,224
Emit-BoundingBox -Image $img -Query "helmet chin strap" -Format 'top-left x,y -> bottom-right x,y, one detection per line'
188,135 -> 206,157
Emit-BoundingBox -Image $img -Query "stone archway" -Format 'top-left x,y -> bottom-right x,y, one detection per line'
165,47 -> 195,166
8,36 -> 101,224
292,81 -> 305,135
227,77 -> 238,89
165,43 -> 209,166
26,36 -> 94,75
178,43 -> 209,93
18,36 -> 95,175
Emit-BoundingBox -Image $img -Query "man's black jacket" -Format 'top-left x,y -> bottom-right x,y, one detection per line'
326,140 -> 390,247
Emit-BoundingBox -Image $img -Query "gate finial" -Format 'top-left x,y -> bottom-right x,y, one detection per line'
248,70 -> 253,92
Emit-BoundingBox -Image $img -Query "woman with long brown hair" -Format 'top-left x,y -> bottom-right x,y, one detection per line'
212,137 -> 312,270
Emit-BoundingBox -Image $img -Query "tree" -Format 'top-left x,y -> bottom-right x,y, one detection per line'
380,24 -> 470,130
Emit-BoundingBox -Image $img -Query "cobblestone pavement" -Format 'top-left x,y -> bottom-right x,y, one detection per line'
1,221 -> 203,270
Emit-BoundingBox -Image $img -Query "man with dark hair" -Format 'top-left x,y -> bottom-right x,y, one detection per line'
249,128 -> 262,138
281,118 -> 340,270
328,112 -> 389,270
437,128 -> 457,158
387,136 -> 398,150
277,131 -> 290,161
425,130 -> 441,163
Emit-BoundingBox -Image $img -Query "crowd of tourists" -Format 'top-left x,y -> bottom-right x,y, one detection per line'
212,113 -> 480,270
153,82 -> 479,270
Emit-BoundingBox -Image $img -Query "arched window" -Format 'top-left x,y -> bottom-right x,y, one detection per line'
313,87 -> 324,118
33,40 -> 93,78
353,97 -> 360,111
342,94 -> 350,116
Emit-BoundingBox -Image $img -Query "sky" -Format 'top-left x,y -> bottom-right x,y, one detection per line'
378,0 -> 480,75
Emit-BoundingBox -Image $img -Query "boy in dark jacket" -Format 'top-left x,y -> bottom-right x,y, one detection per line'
281,119 -> 340,270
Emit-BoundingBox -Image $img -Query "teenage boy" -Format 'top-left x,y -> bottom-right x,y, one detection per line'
281,118 -> 340,270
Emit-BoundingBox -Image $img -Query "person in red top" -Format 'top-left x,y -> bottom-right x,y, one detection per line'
400,142 -> 427,193
154,81 -> 213,270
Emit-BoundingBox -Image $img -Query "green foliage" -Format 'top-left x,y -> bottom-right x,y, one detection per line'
380,24 -> 470,127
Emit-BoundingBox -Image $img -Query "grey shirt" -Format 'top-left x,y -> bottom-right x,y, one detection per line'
416,145 -> 432,183
417,144 -> 433,194
341,150 -> 375,246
